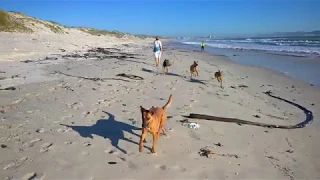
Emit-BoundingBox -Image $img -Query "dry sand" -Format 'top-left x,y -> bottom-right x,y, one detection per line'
1,32 -> 320,180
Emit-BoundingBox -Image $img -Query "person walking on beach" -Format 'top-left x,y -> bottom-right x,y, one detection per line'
153,36 -> 163,67
200,41 -> 205,52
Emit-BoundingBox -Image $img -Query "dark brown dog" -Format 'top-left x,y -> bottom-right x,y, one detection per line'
139,94 -> 172,153
190,61 -> 199,78
214,70 -> 223,88
162,59 -> 172,74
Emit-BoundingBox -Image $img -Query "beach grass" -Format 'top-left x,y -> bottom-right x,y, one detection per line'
79,28 -> 126,38
0,9 -> 33,33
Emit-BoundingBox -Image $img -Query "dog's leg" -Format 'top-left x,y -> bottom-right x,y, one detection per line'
151,132 -> 159,153
139,128 -> 147,152
161,127 -> 167,136
151,132 -> 158,153
217,77 -> 220,82
220,77 -> 223,88
159,116 -> 167,136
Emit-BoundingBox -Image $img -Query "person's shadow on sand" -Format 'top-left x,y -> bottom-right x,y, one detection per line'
60,111 -> 150,154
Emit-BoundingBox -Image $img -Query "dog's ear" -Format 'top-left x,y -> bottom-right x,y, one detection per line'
140,106 -> 146,112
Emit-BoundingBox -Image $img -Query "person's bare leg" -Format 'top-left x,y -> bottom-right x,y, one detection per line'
155,58 -> 158,67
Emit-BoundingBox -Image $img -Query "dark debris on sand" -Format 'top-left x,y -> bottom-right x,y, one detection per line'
62,47 -> 139,60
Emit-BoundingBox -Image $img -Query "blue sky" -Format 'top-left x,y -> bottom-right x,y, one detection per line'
1,0 -> 319,37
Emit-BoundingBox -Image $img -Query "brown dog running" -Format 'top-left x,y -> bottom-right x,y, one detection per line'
214,70 -> 223,88
162,59 -> 172,74
139,94 -> 172,153
190,61 -> 199,78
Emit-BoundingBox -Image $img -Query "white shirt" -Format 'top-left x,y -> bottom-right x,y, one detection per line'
154,40 -> 162,49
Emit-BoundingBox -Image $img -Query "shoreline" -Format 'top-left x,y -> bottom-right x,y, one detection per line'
169,40 -> 320,87
1,36 -> 320,179
167,44 -> 319,89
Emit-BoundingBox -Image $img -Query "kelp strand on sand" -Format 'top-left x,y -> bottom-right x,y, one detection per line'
116,73 -> 144,80
185,91 -> 313,129
51,71 -> 144,82
51,71 -> 130,82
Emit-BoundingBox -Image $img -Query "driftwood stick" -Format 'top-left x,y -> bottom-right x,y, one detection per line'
186,113 -> 292,129
185,91 -> 313,129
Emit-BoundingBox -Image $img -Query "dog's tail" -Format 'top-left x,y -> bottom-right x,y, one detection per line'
162,94 -> 173,109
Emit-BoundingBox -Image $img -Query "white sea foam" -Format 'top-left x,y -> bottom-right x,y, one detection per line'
182,41 -> 320,55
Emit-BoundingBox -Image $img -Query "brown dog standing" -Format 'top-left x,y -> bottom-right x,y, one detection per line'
139,94 -> 172,153
190,61 -> 199,78
214,70 -> 223,88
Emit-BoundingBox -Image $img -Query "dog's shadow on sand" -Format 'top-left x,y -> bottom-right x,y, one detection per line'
187,78 -> 207,85
142,67 -> 214,86
141,67 -> 184,78
60,111 -> 150,154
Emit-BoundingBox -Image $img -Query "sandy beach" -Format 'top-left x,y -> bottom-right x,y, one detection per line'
1,28 -> 320,180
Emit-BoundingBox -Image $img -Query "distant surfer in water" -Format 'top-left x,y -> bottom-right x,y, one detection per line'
201,41 -> 205,52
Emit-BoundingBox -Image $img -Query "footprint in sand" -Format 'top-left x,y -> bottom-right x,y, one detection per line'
3,157 -> 30,170
22,172 -> 37,180
40,142 -> 52,153
35,128 -> 45,133
155,164 -> 167,170
81,151 -> 89,156
155,164 -> 186,172
61,114 -> 73,120
23,138 -> 42,148
172,165 -> 187,172
106,149 -> 121,156
64,141 -> 73,145
127,161 -> 139,170
67,102 -> 83,109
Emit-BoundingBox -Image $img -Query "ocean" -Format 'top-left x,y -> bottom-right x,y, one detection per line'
169,36 -> 320,87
